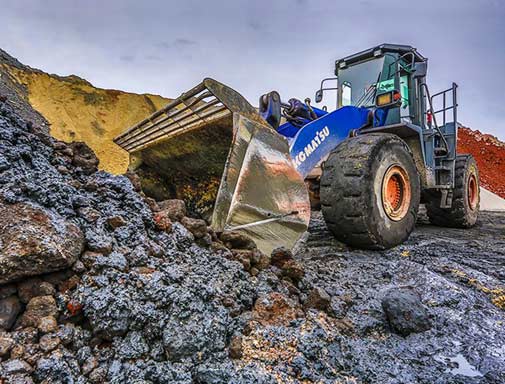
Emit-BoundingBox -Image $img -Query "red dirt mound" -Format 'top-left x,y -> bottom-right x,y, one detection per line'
457,127 -> 505,198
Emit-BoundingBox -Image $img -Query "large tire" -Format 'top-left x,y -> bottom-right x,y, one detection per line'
425,154 -> 479,228
320,133 -> 420,250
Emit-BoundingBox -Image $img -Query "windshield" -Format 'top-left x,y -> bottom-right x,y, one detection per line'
338,57 -> 385,108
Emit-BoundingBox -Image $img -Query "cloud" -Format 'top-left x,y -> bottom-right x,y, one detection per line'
248,21 -> 261,31
156,38 -> 198,50
145,55 -> 162,61
174,38 -> 198,47
119,55 -> 135,62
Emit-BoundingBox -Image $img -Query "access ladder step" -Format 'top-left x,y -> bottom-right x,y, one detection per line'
435,166 -> 452,171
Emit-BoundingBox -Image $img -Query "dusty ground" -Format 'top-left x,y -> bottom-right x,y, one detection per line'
279,210 -> 505,383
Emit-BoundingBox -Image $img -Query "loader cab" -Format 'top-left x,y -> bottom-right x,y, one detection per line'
333,44 -> 427,128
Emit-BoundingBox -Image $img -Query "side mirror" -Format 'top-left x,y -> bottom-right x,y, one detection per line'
413,62 -> 427,78
315,89 -> 323,103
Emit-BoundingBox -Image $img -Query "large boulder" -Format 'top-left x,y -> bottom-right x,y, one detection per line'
381,287 -> 431,336
0,202 -> 84,284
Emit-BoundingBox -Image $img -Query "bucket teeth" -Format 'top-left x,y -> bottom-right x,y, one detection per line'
114,78 -> 310,255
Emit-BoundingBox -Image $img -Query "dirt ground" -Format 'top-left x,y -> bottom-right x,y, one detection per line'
287,209 -> 505,383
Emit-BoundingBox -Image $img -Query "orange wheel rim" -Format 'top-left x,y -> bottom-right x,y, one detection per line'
382,165 -> 411,221
468,173 -> 478,210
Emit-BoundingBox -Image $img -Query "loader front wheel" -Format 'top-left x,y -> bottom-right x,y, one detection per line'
425,154 -> 479,228
320,133 -> 420,250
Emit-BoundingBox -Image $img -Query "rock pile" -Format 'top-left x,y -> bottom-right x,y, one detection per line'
458,126 -> 505,198
0,97 -> 327,383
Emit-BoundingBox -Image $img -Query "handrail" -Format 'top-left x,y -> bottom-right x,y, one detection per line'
420,82 -> 450,153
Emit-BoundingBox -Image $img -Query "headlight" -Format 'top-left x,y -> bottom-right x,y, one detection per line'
376,90 -> 401,107
376,93 -> 392,106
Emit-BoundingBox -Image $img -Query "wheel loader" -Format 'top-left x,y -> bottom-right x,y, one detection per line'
114,44 -> 480,255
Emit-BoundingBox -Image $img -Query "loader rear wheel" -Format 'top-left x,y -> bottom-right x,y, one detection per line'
320,133 -> 420,250
425,154 -> 479,228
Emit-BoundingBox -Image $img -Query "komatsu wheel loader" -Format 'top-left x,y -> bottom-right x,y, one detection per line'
114,44 -> 480,255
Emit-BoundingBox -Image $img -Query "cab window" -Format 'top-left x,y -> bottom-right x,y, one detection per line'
342,82 -> 352,106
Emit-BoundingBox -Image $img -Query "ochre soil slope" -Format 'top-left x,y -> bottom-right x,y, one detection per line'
0,51 -> 170,173
458,126 -> 505,198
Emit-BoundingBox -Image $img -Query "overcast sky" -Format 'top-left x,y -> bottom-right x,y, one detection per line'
1,0 -> 504,139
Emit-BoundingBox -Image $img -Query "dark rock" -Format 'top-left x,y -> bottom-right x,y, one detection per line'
162,306 -> 228,361
58,274 -> 80,293
41,270 -> 73,286
81,356 -> 98,375
85,232 -> 113,254
381,287 -> 431,336
56,165 -> 69,174
210,241 -> 230,254
2,359 -> 32,375
271,246 -> 293,268
228,334 -> 243,359
304,287 -> 331,311
143,197 -> 159,212
71,260 -> 86,274
0,201 -> 84,284
9,344 -> 25,360
282,279 -> 300,296
80,251 -> 101,269
38,334 -> 60,352
17,295 -> 58,328
69,141 -> 99,174
17,278 -> 55,304
0,296 -> 21,330
77,206 -> 101,222
106,215 -> 127,229
88,366 -> 107,383
157,199 -> 186,221
0,155 -> 10,172
125,171 -> 142,192
56,323 -> 75,345
33,354 -> 73,383
2,374 -> 34,384
37,315 -> 58,333
0,284 -> 17,299
0,335 -> 14,356
231,249 -> 253,271
94,251 -> 128,271
116,330 -> 149,359
196,233 -> 213,247
281,259 -> 305,282
254,250 -> 271,270
181,216 -> 208,238
220,231 -> 256,250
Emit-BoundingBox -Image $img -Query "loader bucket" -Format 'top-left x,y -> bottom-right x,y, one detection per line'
114,78 -> 310,255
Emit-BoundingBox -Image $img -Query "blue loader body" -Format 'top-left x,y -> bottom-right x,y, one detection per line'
279,106 -> 375,178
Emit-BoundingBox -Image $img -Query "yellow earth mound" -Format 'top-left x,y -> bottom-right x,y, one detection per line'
6,66 -> 170,174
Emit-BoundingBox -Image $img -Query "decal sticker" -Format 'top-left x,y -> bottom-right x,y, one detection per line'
293,127 -> 330,167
